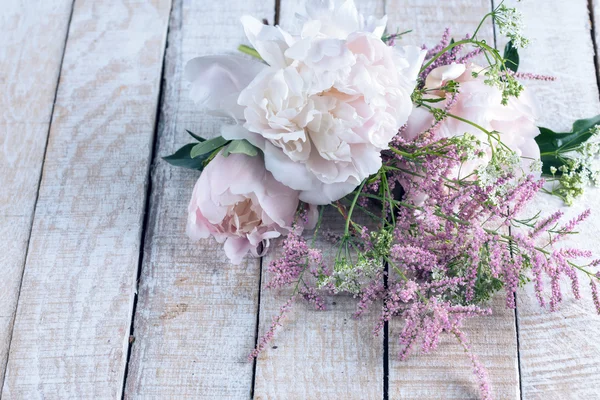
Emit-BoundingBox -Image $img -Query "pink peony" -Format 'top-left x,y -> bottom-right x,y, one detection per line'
186,152 -> 301,264
404,63 -> 541,178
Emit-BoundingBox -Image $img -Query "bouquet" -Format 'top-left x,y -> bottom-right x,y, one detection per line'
164,1 -> 600,398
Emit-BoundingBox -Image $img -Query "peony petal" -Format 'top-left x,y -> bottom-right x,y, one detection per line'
364,14 -> 387,38
404,106 -> 435,142
299,180 -> 358,205
424,63 -> 467,90
263,141 -> 316,191
303,0 -> 360,39
185,55 -> 265,119
304,203 -> 320,230
223,237 -> 254,265
186,209 -> 212,240
241,16 -> 290,68
395,45 -> 428,82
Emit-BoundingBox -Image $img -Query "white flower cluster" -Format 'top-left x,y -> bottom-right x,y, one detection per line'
576,125 -> 600,186
550,125 -> 600,204
476,144 -> 522,205
319,256 -> 382,295
496,4 -> 530,48
317,230 -> 390,294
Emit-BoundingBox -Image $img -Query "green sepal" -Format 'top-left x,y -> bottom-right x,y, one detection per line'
162,143 -> 211,171
221,139 -> 259,157
186,129 -> 205,142
190,136 -> 229,158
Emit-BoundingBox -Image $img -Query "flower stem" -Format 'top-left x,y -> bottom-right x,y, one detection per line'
345,180 -> 367,236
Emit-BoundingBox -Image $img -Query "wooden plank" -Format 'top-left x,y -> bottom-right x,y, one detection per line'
498,1 -> 600,398
253,1 -> 385,399
0,0 -> 73,389
385,1 -> 521,398
0,0 -> 170,397
122,0 -> 274,398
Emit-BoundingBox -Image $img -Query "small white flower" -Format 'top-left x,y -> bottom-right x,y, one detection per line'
496,5 -> 530,48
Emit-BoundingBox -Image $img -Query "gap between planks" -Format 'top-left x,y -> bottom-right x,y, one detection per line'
120,1 -> 175,398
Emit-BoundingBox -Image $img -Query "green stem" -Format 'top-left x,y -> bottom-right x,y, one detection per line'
388,147 -> 414,159
420,39 -> 472,74
472,12 -> 494,39
311,205 -> 325,247
345,180 -> 367,236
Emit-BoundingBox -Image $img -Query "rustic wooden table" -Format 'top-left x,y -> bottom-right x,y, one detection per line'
2,0 -> 600,398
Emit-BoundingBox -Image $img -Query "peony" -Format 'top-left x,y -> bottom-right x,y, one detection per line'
185,0 -> 425,205
186,152 -> 301,264
404,63 -> 540,180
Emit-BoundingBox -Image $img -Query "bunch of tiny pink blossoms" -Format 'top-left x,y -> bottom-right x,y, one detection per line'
165,1 -> 600,398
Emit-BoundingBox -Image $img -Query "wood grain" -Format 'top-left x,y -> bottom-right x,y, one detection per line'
0,0 -> 170,397
385,1 -> 521,398
253,2 -> 385,399
123,0 -> 274,398
0,0 -> 73,389
499,1 -> 600,398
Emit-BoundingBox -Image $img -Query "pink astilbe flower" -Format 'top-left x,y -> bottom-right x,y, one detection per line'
555,209 -> 591,241
266,231 -> 311,289
454,329 -> 492,400
248,298 -> 295,360
299,286 -> 325,311
354,276 -> 385,319
591,279 -> 600,314
509,71 -> 557,81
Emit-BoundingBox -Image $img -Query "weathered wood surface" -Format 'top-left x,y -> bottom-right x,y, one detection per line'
500,0 -> 600,398
123,0 -> 274,398
252,2 -> 386,399
1,0 -> 600,398
385,1 -> 520,398
1,0 -> 170,397
0,0 -> 73,389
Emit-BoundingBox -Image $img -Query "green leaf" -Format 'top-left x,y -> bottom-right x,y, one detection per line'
190,136 -> 229,158
162,143 -> 210,171
237,44 -> 263,61
502,41 -> 519,72
221,139 -> 259,157
186,129 -> 205,142
536,114 -> 600,175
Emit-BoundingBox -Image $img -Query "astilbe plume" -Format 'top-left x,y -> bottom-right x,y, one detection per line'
248,25 -> 600,400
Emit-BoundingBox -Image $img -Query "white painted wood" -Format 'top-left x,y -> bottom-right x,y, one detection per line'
0,0 -> 73,389
0,0 -> 170,397
499,1 -> 600,398
385,1 -> 521,398
123,0 -> 274,398
253,2 -> 385,399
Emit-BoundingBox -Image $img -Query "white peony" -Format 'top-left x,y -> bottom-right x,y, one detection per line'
185,0 -> 425,204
